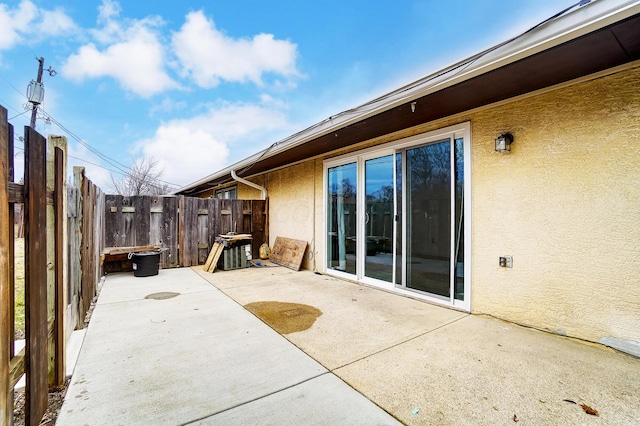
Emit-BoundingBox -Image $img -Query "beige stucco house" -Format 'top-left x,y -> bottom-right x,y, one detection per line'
177,0 -> 640,357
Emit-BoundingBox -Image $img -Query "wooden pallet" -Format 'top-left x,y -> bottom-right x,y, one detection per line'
204,242 -> 224,272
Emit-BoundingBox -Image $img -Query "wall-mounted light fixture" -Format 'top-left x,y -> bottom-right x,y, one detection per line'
495,133 -> 514,153
410,102 -> 416,113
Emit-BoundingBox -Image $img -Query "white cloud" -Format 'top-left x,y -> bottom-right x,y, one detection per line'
98,0 -> 121,23
135,100 -> 294,187
0,1 -> 76,50
35,8 -> 77,37
172,11 -> 300,88
148,97 -> 187,117
62,1 -> 177,97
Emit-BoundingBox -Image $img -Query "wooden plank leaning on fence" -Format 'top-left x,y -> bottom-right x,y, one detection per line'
0,105 -> 12,426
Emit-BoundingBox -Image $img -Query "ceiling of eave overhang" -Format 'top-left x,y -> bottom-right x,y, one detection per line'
184,13 -> 640,195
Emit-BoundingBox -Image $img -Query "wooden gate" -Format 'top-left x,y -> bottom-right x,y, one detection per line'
1,107 -> 67,425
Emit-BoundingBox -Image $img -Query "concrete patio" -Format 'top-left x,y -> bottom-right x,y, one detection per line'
58,266 -> 640,425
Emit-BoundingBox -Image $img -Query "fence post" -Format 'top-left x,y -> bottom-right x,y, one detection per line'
48,138 -> 67,388
24,126 -> 48,424
0,105 -> 12,426
72,167 -> 84,328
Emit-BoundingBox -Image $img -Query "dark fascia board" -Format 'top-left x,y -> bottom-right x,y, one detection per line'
179,11 -> 640,196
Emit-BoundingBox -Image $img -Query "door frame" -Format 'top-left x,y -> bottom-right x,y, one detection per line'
323,122 -> 472,311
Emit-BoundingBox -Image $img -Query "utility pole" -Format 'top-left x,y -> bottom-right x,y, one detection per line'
27,57 -> 56,130
29,57 -> 44,129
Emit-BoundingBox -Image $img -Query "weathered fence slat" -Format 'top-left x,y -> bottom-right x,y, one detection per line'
251,200 -> 267,258
104,195 -> 122,247
7,123 -> 14,362
134,196 -> 150,246
0,105 -> 12,426
196,198 -> 208,264
162,196 -> 178,268
206,198 -> 219,254
54,147 -> 65,386
183,197 -> 198,266
24,126 -> 49,424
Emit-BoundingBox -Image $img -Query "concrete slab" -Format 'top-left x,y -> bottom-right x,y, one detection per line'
195,267 -> 467,369
99,267 -> 213,304
58,268 -> 398,425
335,314 -> 640,425
197,266 -> 640,426
193,373 -> 400,425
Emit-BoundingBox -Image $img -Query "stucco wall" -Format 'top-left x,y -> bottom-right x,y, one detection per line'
229,65 -> 639,349
261,161 -> 317,270
470,66 -> 640,348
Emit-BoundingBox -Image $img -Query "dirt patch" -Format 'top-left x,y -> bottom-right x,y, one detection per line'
244,301 -> 322,334
12,380 -> 69,426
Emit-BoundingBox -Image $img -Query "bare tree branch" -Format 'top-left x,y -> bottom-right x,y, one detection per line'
108,157 -> 171,196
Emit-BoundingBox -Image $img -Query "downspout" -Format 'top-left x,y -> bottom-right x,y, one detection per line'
230,169 -> 267,200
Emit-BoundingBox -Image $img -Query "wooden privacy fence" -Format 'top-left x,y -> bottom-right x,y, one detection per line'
1,104 -> 104,425
103,195 -> 267,268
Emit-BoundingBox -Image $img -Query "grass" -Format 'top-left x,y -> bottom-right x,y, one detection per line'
14,237 -> 25,334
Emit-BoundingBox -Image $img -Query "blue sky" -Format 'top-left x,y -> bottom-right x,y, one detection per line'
0,0 -> 576,191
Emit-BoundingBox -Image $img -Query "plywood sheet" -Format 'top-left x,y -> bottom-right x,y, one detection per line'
270,237 -> 307,271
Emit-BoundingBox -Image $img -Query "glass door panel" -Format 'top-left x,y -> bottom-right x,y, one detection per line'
405,141 -> 451,297
364,155 -> 394,282
454,138 -> 465,301
327,163 -> 357,274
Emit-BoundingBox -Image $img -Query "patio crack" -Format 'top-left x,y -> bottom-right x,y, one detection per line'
179,372 -> 331,425
331,313 -> 469,372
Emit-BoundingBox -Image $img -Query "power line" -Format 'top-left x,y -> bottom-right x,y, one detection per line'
38,108 -> 181,189
9,110 -> 30,120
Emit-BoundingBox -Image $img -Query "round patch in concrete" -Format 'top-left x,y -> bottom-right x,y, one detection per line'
145,292 -> 180,300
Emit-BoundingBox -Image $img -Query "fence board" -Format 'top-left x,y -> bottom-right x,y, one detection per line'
80,170 -> 96,322
67,186 -> 81,330
206,198 -> 219,251
197,198 -> 209,264
24,126 -> 48,424
0,106 -> 11,425
220,199 -> 231,235
184,197 -> 199,266
122,197 -> 134,247
6,122 -> 14,363
231,199 -> 243,234
134,196 -> 150,246
149,196 -> 162,246
251,200 -> 267,258
53,148 -> 66,386
104,195 -> 122,247
162,196 -> 178,268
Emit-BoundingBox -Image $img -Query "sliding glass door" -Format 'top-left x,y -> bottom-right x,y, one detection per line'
325,124 -> 469,309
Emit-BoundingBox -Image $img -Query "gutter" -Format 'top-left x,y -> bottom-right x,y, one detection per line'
231,169 -> 267,200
